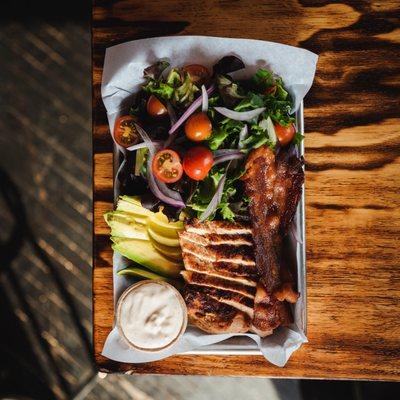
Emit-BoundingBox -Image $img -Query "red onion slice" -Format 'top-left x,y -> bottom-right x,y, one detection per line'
214,106 -> 265,121
213,152 -> 245,166
135,123 -> 156,155
126,141 -> 162,152
169,84 -> 215,134
201,85 -> 208,113
214,149 -> 244,157
199,161 -> 232,222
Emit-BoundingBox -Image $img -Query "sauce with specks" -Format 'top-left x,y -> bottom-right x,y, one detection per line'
118,281 -> 186,351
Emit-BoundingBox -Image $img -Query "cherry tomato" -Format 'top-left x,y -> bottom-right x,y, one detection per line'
113,115 -> 140,148
274,123 -> 296,147
185,112 -> 212,142
152,149 -> 183,183
183,64 -> 210,86
183,146 -> 214,181
264,85 -> 277,96
147,95 -> 168,118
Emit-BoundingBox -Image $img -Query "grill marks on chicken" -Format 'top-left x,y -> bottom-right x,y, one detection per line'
180,219 -> 293,337
242,146 -> 303,297
185,290 -> 250,334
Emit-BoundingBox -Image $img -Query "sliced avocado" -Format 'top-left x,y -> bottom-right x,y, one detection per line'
104,212 -> 148,240
112,237 -> 182,277
111,210 -> 147,225
116,197 -> 152,217
148,218 -> 180,239
153,211 -> 184,229
149,237 -> 183,262
147,227 -> 180,247
117,266 -> 180,285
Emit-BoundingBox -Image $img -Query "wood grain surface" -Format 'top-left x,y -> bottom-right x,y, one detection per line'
92,0 -> 400,380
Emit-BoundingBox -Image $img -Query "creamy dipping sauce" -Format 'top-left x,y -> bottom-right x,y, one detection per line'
117,281 -> 186,351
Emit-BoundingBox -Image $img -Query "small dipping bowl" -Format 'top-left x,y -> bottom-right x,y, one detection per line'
116,280 -> 187,352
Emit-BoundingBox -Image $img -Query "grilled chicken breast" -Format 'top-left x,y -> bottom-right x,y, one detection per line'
180,219 -> 295,336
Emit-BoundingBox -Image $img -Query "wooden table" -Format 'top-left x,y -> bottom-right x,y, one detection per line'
93,0 -> 400,380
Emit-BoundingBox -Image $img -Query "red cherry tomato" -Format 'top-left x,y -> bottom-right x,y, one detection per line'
183,146 -> 214,181
185,112 -> 212,142
274,123 -> 296,146
182,64 -> 210,86
264,85 -> 277,96
147,95 -> 168,118
113,115 -> 140,148
152,149 -> 183,183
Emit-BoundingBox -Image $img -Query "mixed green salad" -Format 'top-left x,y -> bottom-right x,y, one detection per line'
113,55 -> 303,222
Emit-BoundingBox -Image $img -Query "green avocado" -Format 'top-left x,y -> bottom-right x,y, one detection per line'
112,237 -> 182,278
104,211 -> 148,240
117,266 -> 181,288
116,197 -> 152,217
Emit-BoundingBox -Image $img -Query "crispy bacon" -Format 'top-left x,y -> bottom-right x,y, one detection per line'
242,145 -> 303,296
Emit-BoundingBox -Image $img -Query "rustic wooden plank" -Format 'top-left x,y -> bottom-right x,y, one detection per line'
93,0 -> 400,379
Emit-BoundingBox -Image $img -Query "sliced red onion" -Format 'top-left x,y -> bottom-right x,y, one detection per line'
199,161 -> 232,222
290,221 -> 303,244
164,103 -> 177,147
126,141 -> 162,152
213,152 -> 245,166
146,153 -> 185,207
199,173 -> 227,222
214,149 -> 244,157
214,106 -> 265,121
201,85 -> 208,113
157,180 -> 184,202
169,84 -> 215,134
114,157 -> 126,195
135,123 -> 156,155
238,124 -> 248,149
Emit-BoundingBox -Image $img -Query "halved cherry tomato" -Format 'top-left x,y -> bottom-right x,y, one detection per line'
114,115 -> 140,148
147,95 -> 168,118
183,146 -> 214,181
183,64 -> 210,86
152,149 -> 183,183
185,112 -> 212,142
274,123 -> 296,146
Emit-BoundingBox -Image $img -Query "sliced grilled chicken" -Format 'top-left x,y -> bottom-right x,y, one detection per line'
180,230 -> 253,247
180,232 -> 255,266
188,285 -> 254,317
181,271 -> 256,299
180,218 -> 296,337
182,253 -> 257,286
184,290 -> 250,334
186,219 -> 253,236
250,283 -> 292,337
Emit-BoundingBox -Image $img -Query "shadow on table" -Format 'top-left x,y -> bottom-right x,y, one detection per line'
0,167 -> 95,399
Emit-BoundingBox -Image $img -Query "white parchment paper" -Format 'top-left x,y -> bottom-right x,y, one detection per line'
101,36 -> 317,367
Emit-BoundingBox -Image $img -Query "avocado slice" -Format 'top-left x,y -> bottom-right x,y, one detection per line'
149,237 -> 183,262
111,210 -> 147,225
116,197 -> 152,217
147,227 -> 180,247
112,237 -> 182,277
117,266 -> 181,288
104,212 -> 148,240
